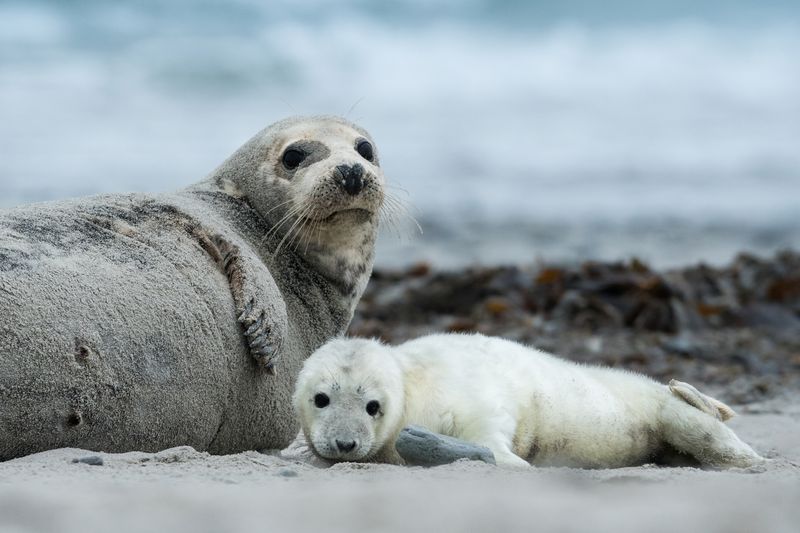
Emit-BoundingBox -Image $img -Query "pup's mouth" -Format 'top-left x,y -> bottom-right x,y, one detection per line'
309,438 -> 370,462
319,449 -> 369,462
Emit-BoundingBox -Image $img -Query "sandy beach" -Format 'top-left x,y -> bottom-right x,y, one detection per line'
2,251 -> 799,533
1,394 -> 798,533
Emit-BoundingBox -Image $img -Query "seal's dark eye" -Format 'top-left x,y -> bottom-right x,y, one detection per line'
366,400 -> 380,416
314,393 -> 330,408
356,140 -> 374,162
282,148 -> 306,170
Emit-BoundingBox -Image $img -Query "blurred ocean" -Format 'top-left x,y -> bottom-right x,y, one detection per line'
1,0 -> 799,267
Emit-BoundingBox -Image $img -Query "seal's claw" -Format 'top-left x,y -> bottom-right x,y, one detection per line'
249,332 -> 268,349
254,349 -> 278,370
244,321 -> 280,370
234,296 -> 281,370
238,298 -> 256,323
245,313 -> 266,337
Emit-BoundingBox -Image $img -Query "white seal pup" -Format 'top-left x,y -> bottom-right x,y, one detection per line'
293,334 -> 765,469
0,115 -> 385,460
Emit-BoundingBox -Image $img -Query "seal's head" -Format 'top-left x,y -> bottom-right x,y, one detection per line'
210,115 -> 386,294
293,337 -> 405,462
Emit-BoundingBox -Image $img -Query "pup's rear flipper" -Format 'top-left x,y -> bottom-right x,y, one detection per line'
669,379 -> 736,422
662,380 -> 764,468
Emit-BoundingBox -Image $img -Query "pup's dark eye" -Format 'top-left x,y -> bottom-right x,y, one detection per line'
314,393 -> 330,408
282,148 -> 306,170
366,400 -> 380,416
356,140 -> 374,162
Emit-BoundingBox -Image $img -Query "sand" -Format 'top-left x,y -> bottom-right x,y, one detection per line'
0,395 -> 797,533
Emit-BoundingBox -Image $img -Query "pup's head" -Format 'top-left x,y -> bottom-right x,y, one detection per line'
293,337 -> 405,462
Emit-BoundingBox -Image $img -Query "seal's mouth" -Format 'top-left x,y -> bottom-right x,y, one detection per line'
318,208 -> 374,224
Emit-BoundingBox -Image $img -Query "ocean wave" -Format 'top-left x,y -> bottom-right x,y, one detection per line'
0,1 -> 798,230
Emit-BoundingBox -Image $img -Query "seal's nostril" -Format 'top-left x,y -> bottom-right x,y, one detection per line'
337,164 -> 365,196
336,439 -> 357,453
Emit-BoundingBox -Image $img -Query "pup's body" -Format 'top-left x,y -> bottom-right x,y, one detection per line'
294,334 -> 764,468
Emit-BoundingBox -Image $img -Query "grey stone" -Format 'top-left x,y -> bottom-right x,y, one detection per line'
395,426 -> 496,467
71,455 -> 103,466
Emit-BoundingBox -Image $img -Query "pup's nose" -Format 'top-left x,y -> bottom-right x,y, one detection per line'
336,164 -> 365,196
336,439 -> 357,453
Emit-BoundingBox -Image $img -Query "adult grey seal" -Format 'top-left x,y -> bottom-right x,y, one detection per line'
0,115 -> 385,460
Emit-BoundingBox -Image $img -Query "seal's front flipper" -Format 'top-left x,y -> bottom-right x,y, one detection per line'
668,379 -> 736,422
206,234 -> 288,374
237,297 -> 279,372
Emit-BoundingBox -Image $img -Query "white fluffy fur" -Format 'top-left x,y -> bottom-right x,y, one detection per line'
293,333 -> 765,469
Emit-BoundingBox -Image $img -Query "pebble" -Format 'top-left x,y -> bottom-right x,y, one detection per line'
71,455 -> 104,466
395,425 -> 496,467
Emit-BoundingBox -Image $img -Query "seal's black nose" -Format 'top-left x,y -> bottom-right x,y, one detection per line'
336,164 -> 365,196
336,439 -> 357,453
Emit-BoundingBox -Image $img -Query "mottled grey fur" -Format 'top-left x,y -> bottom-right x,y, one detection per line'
0,115 -> 384,460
